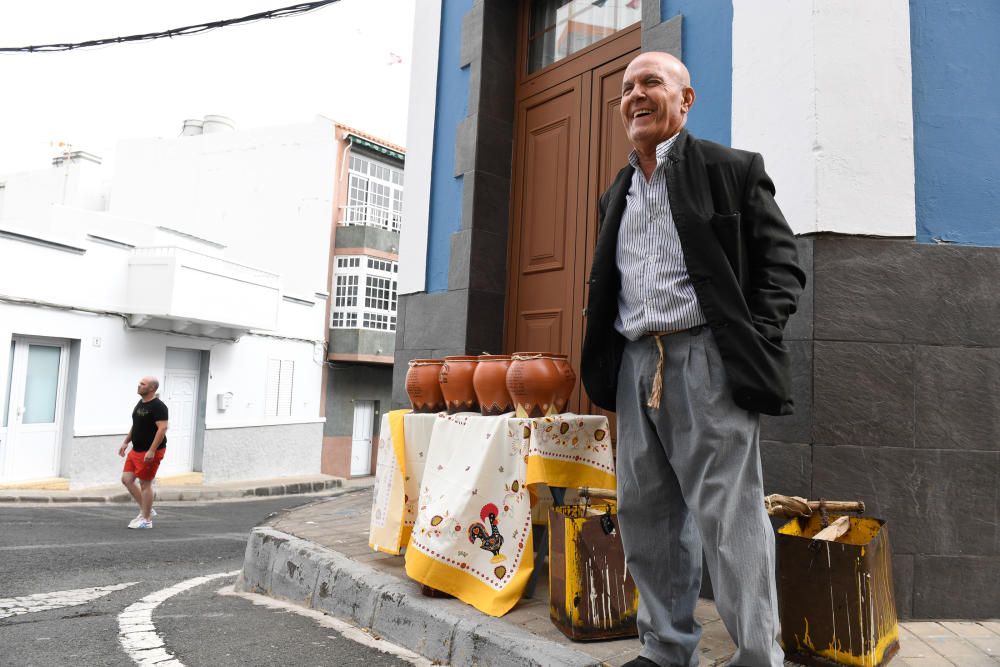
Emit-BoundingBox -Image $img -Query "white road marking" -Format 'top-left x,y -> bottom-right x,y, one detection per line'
0,534 -> 249,551
218,585 -> 434,666
0,582 -> 137,620
117,570 -> 239,667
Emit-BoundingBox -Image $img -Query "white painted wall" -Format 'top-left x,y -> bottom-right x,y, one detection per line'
109,118 -> 337,303
0,157 -> 107,231
0,118 -> 340,485
732,0 -> 915,237
397,0 -> 442,295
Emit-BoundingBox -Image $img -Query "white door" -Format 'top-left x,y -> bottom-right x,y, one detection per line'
0,338 -> 69,483
350,400 -> 375,476
158,369 -> 199,477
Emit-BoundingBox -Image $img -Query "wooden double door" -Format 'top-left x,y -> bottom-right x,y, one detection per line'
505,25 -> 639,415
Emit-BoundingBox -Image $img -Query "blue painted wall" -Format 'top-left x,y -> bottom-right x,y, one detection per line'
661,0 -> 732,146
425,0 -> 473,292
911,1 -> 1000,246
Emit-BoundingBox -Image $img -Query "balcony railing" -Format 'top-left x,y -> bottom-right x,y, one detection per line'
338,204 -> 401,233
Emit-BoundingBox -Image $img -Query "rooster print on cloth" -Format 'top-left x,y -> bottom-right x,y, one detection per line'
408,413 -> 531,588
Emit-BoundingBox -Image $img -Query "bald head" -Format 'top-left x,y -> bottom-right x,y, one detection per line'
137,376 -> 159,399
620,51 -> 695,159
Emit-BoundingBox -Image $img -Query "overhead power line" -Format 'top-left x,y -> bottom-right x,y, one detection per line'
0,0 -> 341,54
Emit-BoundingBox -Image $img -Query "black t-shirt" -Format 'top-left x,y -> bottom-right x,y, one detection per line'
131,398 -> 168,452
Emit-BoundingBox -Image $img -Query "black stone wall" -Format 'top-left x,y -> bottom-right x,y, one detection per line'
761,236 -> 1000,619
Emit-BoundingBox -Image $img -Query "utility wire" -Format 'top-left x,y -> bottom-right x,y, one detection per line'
0,0 -> 341,54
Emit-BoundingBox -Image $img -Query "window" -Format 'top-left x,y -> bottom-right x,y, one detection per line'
331,311 -> 358,328
343,153 -> 404,232
528,0 -> 641,73
334,274 -> 358,307
365,276 -> 394,311
265,359 -> 294,417
331,254 -> 398,331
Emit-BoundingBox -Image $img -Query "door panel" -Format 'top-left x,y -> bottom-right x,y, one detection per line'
160,369 -> 198,477
508,23 -> 638,421
578,49 -> 638,422
351,400 -> 375,476
507,76 -> 586,361
1,338 -> 68,483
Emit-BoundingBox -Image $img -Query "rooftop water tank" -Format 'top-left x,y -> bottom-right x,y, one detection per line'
202,115 -> 235,134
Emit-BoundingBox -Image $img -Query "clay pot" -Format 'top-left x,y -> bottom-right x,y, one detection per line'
506,353 -> 563,418
439,356 -> 479,414
405,359 -> 446,413
473,355 -> 514,416
547,354 -> 577,414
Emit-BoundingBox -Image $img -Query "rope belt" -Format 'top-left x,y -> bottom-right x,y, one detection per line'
645,326 -> 702,409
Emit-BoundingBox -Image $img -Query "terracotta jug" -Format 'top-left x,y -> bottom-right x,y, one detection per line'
506,352 -> 562,418
439,356 -> 479,414
405,359 -> 446,413
473,355 -> 514,416
547,354 -> 576,414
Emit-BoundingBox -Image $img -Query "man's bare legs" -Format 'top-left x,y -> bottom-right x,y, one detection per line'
139,479 -> 154,520
121,472 -> 142,508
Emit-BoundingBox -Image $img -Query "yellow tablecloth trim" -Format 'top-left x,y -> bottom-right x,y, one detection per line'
405,528 -> 536,617
526,457 -> 617,492
368,408 -> 411,555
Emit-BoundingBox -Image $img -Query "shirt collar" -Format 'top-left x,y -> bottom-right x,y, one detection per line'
627,132 -> 680,171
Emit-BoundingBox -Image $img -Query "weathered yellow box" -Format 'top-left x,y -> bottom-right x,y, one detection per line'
777,514 -> 900,667
548,503 -> 639,641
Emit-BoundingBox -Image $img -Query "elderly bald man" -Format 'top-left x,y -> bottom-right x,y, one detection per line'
581,52 -> 804,667
119,376 -> 169,529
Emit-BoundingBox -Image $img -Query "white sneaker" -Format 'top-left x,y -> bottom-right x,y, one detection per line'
128,509 -> 157,528
129,519 -> 153,529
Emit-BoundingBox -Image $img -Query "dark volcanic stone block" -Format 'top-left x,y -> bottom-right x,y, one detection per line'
783,237 -> 813,342
812,446 -> 998,557
760,341 -> 812,444
913,555 -> 1000,619
401,291 -> 468,350
814,237 -> 1000,347
814,341 -> 914,448
914,345 -> 1000,451
760,441 -> 811,498
891,553 -> 914,620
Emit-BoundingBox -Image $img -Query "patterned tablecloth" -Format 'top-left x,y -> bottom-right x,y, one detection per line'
368,409 -> 615,617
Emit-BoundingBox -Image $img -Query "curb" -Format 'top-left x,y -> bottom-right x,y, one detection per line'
0,479 -> 343,504
236,526 -> 602,667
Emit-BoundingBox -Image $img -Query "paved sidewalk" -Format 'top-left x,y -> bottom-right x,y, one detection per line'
239,483 -> 1000,667
0,473 -> 342,504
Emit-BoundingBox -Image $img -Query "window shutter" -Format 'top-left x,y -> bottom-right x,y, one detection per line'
265,359 -> 281,416
277,360 -> 294,417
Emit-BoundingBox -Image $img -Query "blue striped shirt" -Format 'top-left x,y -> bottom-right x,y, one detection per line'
615,134 -> 707,341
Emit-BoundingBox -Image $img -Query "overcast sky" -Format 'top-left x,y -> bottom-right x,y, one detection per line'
0,0 -> 415,175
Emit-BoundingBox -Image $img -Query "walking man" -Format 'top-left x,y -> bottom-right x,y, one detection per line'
119,376 -> 168,529
581,52 -> 805,666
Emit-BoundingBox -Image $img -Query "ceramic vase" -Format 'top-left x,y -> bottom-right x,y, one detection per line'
506,352 -> 562,418
439,356 -> 479,414
548,354 -> 576,414
473,355 -> 514,416
405,359 -> 447,413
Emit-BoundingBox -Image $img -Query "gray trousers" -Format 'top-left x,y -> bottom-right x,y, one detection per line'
615,328 -> 784,667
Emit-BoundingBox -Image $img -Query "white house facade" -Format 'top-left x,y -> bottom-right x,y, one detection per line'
0,117 -> 337,489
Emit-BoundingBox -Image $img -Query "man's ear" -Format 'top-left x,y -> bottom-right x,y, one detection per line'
683,87 -> 696,113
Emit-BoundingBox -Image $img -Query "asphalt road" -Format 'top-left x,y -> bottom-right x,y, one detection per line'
0,496 -> 427,667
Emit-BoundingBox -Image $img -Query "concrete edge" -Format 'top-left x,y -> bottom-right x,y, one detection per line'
0,478 -> 344,504
235,526 -> 601,667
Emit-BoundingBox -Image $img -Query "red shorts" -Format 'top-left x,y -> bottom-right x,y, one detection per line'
123,448 -> 165,481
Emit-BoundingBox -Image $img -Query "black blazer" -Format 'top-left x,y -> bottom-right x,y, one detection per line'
581,129 -> 805,416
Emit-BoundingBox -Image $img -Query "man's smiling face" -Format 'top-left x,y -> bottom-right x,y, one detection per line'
620,52 -> 694,155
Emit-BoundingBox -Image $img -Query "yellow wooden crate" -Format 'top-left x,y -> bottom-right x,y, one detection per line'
548,503 -> 639,641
